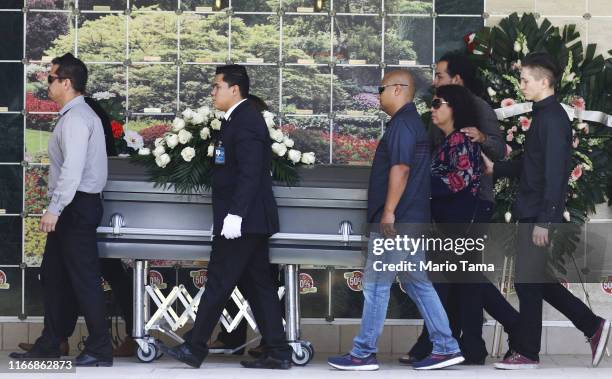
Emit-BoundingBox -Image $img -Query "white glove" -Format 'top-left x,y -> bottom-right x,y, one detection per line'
220,214 -> 242,239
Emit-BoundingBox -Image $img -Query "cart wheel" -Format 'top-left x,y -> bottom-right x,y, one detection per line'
136,343 -> 158,363
291,341 -> 314,366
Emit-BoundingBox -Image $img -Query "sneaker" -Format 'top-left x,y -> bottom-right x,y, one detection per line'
327,353 -> 379,371
589,318 -> 611,367
493,352 -> 539,370
412,352 -> 465,370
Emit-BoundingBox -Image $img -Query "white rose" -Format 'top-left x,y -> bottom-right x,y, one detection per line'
263,111 -> 276,128
200,127 -> 211,140
563,210 -> 571,222
153,145 -> 165,157
283,137 -> 295,148
197,106 -> 212,120
138,148 -> 151,156
182,108 -> 195,121
192,112 -> 205,125
165,133 -> 179,149
154,137 -> 164,147
181,147 -> 196,162
487,87 -> 496,97
210,119 -> 222,131
522,44 -> 529,55
301,152 -> 316,165
172,117 -> 185,132
207,144 -> 214,157
513,41 -> 521,52
287,149 -> 301,163
270,129 -> 284,143
504,211 -> 512,223
178,129 -> 193,144
271,142 -> 287,157
155,153 -> 171,168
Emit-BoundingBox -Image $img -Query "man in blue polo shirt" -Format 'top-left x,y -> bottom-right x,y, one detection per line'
328,70 -> 463,370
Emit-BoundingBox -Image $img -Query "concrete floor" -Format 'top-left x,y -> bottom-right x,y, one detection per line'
1,352 -> 612,379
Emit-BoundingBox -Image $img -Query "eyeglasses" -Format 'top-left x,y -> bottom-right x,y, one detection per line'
378,83 -> 410,94
47,75 -> 68,84
431,98 -> 450,109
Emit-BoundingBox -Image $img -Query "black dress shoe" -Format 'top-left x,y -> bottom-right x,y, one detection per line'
75,352 -> 113,367
9,345 -> 60,360
460,357 -> 486,365
159,342 -> 206,368
240,356 -> 292,369
398,354 -> 420,365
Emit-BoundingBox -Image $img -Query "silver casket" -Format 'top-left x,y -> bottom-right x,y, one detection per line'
97,158 -> 370,364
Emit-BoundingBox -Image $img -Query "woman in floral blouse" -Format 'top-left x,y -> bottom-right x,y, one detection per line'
430,84 -> 483,223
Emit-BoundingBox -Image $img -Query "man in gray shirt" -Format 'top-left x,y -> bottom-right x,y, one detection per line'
9,53 -> 112,366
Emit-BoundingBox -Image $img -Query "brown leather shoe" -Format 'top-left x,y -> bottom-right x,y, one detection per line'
18,340 -> 69,356
112,336 -> 137,357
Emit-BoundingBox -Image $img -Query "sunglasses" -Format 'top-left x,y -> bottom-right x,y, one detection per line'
47,75 -> 68,84
378,83 -> 410,94
431,98 -> 450,109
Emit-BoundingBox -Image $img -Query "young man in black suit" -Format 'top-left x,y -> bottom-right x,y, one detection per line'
161,65 -> 291,369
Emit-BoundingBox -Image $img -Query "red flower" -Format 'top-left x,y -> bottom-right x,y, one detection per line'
449,132 -> 464,147
463,32 -> 476,53
457,153 -> 471,171
447,172 -> 466,192
570,164 -> 583,181
111,120 -> 124,139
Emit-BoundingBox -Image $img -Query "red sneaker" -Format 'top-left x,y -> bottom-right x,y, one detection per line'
493,352 -> 539,370
589,319 -> 611,367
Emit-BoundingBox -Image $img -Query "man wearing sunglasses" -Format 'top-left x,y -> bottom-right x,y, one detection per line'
9,53 -> 113,366
328,70 -> 464,371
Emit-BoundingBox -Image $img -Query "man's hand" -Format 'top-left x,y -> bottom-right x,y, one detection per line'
532,225 -> 549,247
380,210 -> 396,238
220,214 -> 242,239
461,127 -> 486,143
481,152 -> 494,176
40,211 -> 59,233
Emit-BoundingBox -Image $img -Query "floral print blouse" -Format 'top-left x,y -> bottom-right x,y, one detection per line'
431,130 -> 482,197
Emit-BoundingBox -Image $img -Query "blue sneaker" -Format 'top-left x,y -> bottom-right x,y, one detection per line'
413,352 -> 465,370
327,353 -> 379,371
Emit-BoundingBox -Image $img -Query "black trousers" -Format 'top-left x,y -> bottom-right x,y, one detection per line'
189,235 -> 290,359
514,218 -> 600,361
39,192 -> 112,359
409,201 -> 520,361
42,259 -> 134,342
216,264 -> 282,349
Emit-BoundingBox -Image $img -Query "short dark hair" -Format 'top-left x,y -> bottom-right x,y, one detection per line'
248,94 -> 269,112
51,53 -> 88,93
215,64 -> 249,98
438,51 -> 483,95
522,52 -> 560,88
434,85 -> 478,130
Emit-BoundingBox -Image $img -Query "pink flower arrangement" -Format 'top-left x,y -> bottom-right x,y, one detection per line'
501,98 -> 516,107
506,131 -> 514,142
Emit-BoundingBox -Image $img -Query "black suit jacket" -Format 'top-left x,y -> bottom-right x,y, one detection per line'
211,100 -> 279,236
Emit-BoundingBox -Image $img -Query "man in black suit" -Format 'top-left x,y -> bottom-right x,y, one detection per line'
161,65 -> 292,369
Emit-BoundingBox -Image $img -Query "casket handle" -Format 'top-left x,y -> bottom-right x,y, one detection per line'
338,220 -> 353,246
110,213 -> 126,236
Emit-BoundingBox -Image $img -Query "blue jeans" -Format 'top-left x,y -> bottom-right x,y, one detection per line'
351,232 -> 460,358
